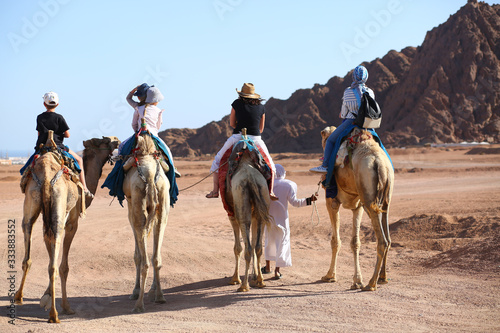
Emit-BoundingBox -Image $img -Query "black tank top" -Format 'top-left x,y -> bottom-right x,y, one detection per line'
231,99 -> 265,136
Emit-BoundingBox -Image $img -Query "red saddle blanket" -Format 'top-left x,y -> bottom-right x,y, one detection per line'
218,145 -> 273,216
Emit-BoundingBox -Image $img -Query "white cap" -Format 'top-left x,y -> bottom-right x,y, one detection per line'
43,91 -> 59,105
145,87 -> 164,103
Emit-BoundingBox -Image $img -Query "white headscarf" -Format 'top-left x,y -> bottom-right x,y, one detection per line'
275,164 -> 286,179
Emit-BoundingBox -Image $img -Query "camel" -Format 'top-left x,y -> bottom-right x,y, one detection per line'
122,133 -> 170,312
224,134 -> 273,292
14,132 -> 120,323
319,126 -> 394,291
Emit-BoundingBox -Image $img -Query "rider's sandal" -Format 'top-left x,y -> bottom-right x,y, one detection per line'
84,190 -> 94,199
206,190 -> 219,199
270,193 -> 279,201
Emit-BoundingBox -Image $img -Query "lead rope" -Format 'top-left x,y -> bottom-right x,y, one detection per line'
178,159 -> 229,192
310,180 -> 321,227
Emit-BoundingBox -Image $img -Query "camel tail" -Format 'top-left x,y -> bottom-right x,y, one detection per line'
145,174 -> 159,228
41,178 -> 54,238
247,180 -> 273,228
370,160 -> 390,214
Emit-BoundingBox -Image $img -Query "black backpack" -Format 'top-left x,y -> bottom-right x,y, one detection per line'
353,90 -> 382,129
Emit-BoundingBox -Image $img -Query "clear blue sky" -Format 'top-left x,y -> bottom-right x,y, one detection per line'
1,0 -> 496,154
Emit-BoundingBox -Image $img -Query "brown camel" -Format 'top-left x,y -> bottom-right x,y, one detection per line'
320,126 -> 394,291
122,133 -> 170,312
225,137 -> 273,292
14,133 -> 120,323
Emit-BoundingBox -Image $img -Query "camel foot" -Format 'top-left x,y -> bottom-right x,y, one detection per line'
155,294 -> 166,304
256,281 -> 266,289
229,276 -> 241,285
361,285 -> 377,291
237,285 -> 250,292
14,294 -> 23,305
129,290 -> 140,300
48,316 -> 60,324
321,275 -> 337,283
132,305 -> 145,313
40,294 -> 51,311
350,282 -> 363,290
147,289 -> 156,302
378,278 -> 389,285
61,307 -> 75,315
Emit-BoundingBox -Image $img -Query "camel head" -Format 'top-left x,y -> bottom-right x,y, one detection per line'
321,126 -> 336,150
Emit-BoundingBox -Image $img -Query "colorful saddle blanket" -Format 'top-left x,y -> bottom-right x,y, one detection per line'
219,138 -> 273,216
101,131 -> 178,207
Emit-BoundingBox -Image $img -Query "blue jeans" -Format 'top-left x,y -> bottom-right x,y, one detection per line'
322,119 -> 353,168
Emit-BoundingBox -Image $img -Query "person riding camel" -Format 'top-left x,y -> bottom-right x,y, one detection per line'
102,86 -> 179,206
206,83 -> 278,200
20,91 -> 93,198
310,65 -> 375,174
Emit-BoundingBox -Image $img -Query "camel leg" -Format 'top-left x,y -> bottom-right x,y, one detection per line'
254,218 -> 265,288
148,205 -> 169,304
59,213 -> 78,315
14,201 -> 41,305
43,225 -> 64,323
350,206 -> 364,290
363,210 -> 389,291
322,198 -> 341,282
130,237 -> 141,300
132,228 -> 149,313
228,216 -> 242,285
237,221 -> 252,292
378,208 -> 391,284
127,202 -> 141,300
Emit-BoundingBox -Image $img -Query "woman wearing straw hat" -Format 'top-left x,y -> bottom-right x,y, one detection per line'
206,83 -> 277,200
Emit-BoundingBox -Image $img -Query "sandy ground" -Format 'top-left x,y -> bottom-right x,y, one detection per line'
1,146 -> 499,332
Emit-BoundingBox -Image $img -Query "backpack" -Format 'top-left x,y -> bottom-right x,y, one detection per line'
352,89 -> 382,129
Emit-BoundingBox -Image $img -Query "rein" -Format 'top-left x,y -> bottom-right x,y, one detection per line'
310,180 -> 321,227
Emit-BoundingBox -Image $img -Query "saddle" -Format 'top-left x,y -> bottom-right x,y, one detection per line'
20,130 -> 87,217
20,134 -> 82,194
219,138 -> 273,216
335,128 -> 374,169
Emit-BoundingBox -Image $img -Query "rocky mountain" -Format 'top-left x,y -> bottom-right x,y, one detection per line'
159,0 -> 500,156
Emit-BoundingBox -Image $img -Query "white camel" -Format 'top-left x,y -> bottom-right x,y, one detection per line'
122,133 -> 170,312
320,126 -> 394,291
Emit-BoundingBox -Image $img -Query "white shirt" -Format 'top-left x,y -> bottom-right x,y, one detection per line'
340,87 -> 375,119
265,177 -> 307,267
132,105 -> 163,137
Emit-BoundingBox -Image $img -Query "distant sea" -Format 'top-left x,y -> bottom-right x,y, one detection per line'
0,149 -> 32,158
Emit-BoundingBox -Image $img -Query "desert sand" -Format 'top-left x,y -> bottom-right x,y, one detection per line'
1,146 -> 499,332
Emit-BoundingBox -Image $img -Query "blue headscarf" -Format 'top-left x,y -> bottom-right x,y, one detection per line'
350,65 -> 369,98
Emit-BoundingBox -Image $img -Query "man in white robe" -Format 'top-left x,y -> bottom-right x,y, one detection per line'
262,164 -> 317,279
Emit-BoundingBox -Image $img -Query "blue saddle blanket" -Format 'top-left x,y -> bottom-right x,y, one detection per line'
324,124 -> 393,198
101,132 -> 178,207
20,145 -> 81,175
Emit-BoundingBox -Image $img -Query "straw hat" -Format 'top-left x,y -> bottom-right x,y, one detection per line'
236,83 -> 260,99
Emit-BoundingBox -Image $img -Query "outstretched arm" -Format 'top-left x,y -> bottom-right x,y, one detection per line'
126,86 -> 140,108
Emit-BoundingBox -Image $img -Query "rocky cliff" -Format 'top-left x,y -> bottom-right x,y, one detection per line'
159,1 -> 500,156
